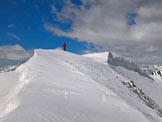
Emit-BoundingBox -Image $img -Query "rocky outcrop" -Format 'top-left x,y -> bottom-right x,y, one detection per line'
0,64 -> 20,73
152,70 -> 162,76
122,80 -> 162,117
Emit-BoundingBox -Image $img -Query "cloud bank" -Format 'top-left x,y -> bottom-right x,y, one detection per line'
0,44 -> 33,61
44,0 -> 162,64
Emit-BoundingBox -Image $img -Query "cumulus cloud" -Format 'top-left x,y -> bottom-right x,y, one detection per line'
0,44 -> 33,61
8,24 -> 16,28
44,0 -> 162,64
8,32 -> 21,41
44,24 -> 67,36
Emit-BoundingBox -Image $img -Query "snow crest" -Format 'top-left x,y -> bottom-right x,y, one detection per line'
108,52 -> 151,78
108,52 -> 140,72
0,49 -> 161,122
0,52 -> 36,119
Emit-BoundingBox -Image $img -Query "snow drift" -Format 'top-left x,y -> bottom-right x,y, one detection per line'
108,52 -> 140,71
0,49 -> 162,122
108,52 -> 152,79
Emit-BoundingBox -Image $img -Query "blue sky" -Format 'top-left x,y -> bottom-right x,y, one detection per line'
0,0 -> 90,54
0,0 -> 137,54
1,0 -> 162,65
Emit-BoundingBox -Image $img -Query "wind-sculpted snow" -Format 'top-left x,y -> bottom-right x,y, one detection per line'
108,52 -> 139,70
0,71 -> 19,118
85,52 -> 162,121
0,49 -> 162,122
108,52 -> 152,79
0,53 -> 36,119
84,52 -> 108,64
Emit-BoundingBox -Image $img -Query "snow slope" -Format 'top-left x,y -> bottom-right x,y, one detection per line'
0,49 -> 162,122
85,51 -> 162,121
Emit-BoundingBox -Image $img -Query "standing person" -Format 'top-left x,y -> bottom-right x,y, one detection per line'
62,42 -> 66,51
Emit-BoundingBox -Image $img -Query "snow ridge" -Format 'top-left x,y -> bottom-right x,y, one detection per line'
108,52 -> 151,79
0,52 -> 36,119
1,49 -> 162,122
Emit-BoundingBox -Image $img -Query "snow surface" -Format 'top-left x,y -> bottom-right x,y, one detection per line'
108,52 -> 152,79
0,49 -> 162,122
84,52 -> 108,64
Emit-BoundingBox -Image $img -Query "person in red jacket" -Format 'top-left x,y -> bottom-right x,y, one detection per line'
63,42 -> 66,51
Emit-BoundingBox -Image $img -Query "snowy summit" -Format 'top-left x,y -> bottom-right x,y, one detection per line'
0,49 -> 162,122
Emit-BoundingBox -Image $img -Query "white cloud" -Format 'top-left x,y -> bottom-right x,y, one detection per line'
8,24 -> 16,28
132,1 -> 162,42
0,45 -> 33,61
51,0 -> 82,23
44,0 -> 162,64
8,32 -> 21,41
44,24 -> 67,36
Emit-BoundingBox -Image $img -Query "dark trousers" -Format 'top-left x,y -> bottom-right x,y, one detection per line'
63,47 -> 66,51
